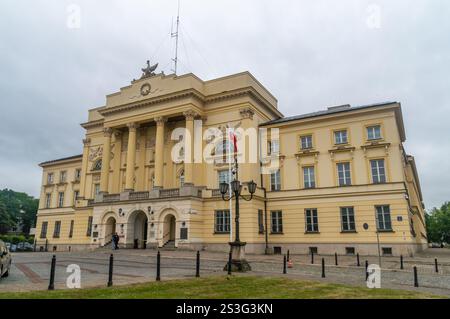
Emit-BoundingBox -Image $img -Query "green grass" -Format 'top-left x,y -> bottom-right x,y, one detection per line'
0,276 -> 444,299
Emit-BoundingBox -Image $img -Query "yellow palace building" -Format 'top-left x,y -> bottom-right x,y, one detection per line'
35,65 -> 427,256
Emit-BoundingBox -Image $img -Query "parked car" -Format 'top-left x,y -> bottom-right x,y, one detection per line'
16,242 -> 33,252
0,240 -> 12,278
9,244 -> 17,252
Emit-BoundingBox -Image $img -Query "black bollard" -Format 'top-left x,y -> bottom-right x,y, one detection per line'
156,251 -> 161,281
365,260 -> 369,280
283,255 -> 287,274
413,266 -> 419,287
335,253 -> 338,266
107,254 -> 114,287
48,255 -> 56,290
311,251 -> 314,264
287,250 -> 290,262
357,253 -> 360,267
321,258 -> 326,278
435,258 -> 439,273
196,251 -> 200,278
400,255 -> 404,270
227,251 -> 232,275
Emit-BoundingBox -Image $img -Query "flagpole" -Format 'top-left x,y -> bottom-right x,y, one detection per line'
228,132 -> 233,243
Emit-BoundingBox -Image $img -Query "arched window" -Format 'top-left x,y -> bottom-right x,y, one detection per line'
92,159 -> 102,171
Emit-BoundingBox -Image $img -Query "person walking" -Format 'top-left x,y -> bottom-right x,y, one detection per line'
112,232 -> 119,250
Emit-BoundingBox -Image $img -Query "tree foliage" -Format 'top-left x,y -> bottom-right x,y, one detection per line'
426,202 -> 450,244
0,189 -> 39,234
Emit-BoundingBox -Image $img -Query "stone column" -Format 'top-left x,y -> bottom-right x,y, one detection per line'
100,128 -> 113,194
154,117 -> 167,188
78,138 -> 91,199
183,110 -> 197,186
125,123 -> 139,191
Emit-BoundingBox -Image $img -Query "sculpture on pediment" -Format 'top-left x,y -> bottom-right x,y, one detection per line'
141,60 -> 158,79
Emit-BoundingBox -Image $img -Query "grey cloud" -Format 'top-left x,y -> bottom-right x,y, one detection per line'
0,0 -> 449,208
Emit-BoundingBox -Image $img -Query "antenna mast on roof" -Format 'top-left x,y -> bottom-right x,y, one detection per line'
171,0 -> 180,74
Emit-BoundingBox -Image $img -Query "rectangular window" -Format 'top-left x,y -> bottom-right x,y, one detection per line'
337,162 -> 352,186
334,130 -> 348,145
382,247 -> 393,256
59,171 -> 67,183
305,209 -> 319,233
371,159 -> 386,184
258,209 -> 264,234
300,135 -> 313,150
93,184 -> 100,197
53,221 -> 61,238
303,166 -> 316,189
86,216 -> 93,236
47,173 -> 54,184
367,125 -> 382,140
75,169 -> 81,181
40,221 -> 48,239
271,211 -> 283,233
341,207 -> 356,232
215,210 -> 230,233
74,191 -> 79,204
269,140 -> 280,155
218,170 -> 231,186
69,220 -> 74,238
376,205 -> 392,231
270,170 -> 281,191
58,192 -> 64,208
45,193 -> 51,208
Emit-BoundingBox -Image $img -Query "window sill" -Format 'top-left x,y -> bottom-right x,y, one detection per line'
214,232 -> 230,235
341,231 -> 357,234
377,229 -> 394,233
305,231 -> 320,235
270,232 -> 284,235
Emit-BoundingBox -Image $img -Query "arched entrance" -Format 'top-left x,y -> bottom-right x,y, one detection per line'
127,210 -> 148,249
163,214 -> 176,246
104,216 -> 116,247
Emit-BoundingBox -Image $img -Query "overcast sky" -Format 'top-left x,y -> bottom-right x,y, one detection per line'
0,0 -> 449,209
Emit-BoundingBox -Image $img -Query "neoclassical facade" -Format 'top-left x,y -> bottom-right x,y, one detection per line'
35,68 -> 427,256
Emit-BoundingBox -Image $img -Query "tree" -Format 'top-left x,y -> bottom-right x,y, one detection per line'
426,202 -> 450,244
0,189 -> 39,234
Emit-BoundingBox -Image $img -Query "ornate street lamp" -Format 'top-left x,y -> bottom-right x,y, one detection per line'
220,179 -> 257,272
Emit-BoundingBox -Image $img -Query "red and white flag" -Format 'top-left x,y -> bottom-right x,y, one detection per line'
229,130 -> 238,153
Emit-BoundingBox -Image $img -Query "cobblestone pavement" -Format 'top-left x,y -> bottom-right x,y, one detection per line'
1,248 -> 449,297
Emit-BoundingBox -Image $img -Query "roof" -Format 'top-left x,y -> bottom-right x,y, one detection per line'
260,101 -> 406,142
39,154 -> 83,167
260,101 -> 398,126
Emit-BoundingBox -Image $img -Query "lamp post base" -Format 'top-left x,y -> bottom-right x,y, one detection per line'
223,241 -> 252,272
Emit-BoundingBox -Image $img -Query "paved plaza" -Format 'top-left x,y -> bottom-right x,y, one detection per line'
1,248 -> 450,297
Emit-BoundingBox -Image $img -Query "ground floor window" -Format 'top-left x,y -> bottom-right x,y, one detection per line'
40,221 -> 48,238
305,209 -> 319,233
258,209 -> 264,234
271,211 -> 283,233
69,220 -> 74,238
376,205 -> 392,231
53,221 -> 61,238
86,216 -> 93,236
215,210 -> 230,233
341,207 -> 356,232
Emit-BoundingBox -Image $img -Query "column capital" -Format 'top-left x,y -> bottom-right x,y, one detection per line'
127,122 -> 140,131
155,117 -> 168,126
103,127 -> 113,137
82,138 -> 91,146
183,110 -> 198,121
240,108 -> 255,120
